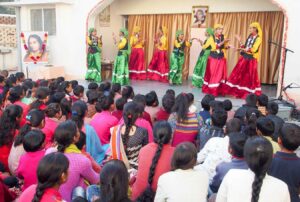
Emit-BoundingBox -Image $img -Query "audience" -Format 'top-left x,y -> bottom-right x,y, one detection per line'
199,94 -> 215,124
112,97 -> 127,121
257,94 -> 268,116
266,101 -> 284,141
155,93 -> 175,122
145,91 -> 160,123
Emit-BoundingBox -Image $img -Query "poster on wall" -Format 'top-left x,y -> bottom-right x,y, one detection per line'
191,6 -> 209,28
99,5 -> 110,27
20,31 -> 48,64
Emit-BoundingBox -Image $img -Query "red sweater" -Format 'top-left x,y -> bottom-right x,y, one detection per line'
0,145 -> 11,172
155,108 -> 171,121
131,143 -> 175,200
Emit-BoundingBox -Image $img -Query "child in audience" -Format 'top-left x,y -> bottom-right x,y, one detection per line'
257,94 -> 268,116
0,75 -> 4,94
155,93 -> 175,122
112,97 -> 127,121
30,87 -> 50,111
18,152 -> 69,202
86,90 -> 99,119
225,118 -> 242,134
145,91 -> 160,123
21,80 -> 37,105
269,123 -> 300,202
199,94 -> 215,124
111,83 -> 122,102
16,130 -> 46,190
133,94 -> 152,125
87,82 -> 98,91
132,121 -> 175,201
243,108 -> 261,137
216,136 -> 290,202
155,142 -> 209,202
16,72 -> 25,85
266,101 -> 284,141
256,117 -> 280,153
70,80 -> 79,89
234,93 -> 257,121
90,95 -> 118,145
71,85 -> 84,103
0,69 -> 9,78
165,89 -> 175,97
223,99 -> 234,120
58,81 -> 73,99
210,132 -> 248,193
121,85 -> 135,101
187,93 -> 197,113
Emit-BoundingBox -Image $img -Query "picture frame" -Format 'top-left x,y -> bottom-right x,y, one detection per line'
192,6 -> 209,28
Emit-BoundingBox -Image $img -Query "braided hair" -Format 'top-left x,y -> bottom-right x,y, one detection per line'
137,121 -> 172,202
244,136 -> 273,202
32,152 -> 69,202
122,102 -> 138,151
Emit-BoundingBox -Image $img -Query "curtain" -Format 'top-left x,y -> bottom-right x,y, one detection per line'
208,11 -> 284,84
128,14 -> 192,80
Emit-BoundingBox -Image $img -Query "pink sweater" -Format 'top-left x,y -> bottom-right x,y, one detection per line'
59,153 -> 99,202
16,150 -> 46,190
42,117 -> 59,147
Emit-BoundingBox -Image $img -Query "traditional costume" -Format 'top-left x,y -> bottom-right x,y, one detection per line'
225,22 -> 262,99
148,26 -> 169,83
85,28 -> 102,82
169,30 -> 192,85
202,24 -> 228,96
129,26 -> 146,80
112,28 -> 130,86
192,28 -> 214,88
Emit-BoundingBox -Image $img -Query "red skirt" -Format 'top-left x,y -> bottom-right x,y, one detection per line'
202,56 -> 227,96
129,48 -> 146,80
224,56 -> 261,99
147,49 -> 169,83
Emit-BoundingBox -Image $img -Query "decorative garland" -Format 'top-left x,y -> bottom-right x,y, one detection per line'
20,32 -> 48,64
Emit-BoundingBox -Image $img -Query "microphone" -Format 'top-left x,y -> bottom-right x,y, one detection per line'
282,83 -> 293,91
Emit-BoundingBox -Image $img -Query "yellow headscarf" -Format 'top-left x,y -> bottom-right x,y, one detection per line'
214,24 -> 223,30
250,22 -> 262,38
133,26 -> 141,34
162,26 -> 168,36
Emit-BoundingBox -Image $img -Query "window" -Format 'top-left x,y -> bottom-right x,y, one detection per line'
30,8 -> 56,35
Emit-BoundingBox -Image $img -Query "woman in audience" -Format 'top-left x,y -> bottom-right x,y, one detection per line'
30,87 -> 50,111
121,85 -> 134,101
112,97 -> 127,121
155,93 -> 175,122
132,121 -> 175,201
145,91 -> 160,123
216,136 -> 290,202
155,142 -> 209,202
0,105 -> 23,171
111,83 -> 122,102
18,152 -> 69,202
54,120 -> 99,202
110,102 -> 148,170
168,93 -> 202,147
71,100 -> 108,164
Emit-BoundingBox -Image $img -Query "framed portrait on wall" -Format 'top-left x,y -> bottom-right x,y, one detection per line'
99,5 -> 111,27
192,6 -> 209,28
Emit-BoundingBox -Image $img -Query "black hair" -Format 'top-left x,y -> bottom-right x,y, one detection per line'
121,85 -> 134,100
244,108 -> 261,137
87,90 -> 100,104
0,75 -> 4,83
165,89 -> 175,97
100,160 -> 130,202
211,109 -> 227,128
171,142 -> 197,170
256,117 -> 275,137
70,80 -> 79,89
229,132 -> 247,158
54,120 -> 78,152
138,121 -> 172,201
8,85 -> 24,103
279,123 -> 300,151
71,100 -> 88,130
88,82 -> 98,90
225,118 -> 242,134
111,83 -> 121,97
30,87 -> 50,110
201,94 -> 215,111
7,74 -> 17,86
15,109 -> 45,147
56,77 -> 65,84
22,80 -> 34,98
145,91 -> 159,107
246,93 -> 258,108
133,94 -> 146,107
27,34 -> 43,52
23,130 -> 45,152
32,152 -> 69,202
51,92 -> 66,103
122,102 -> 139,150
162,94 -> 175,114
60,98 -> 72,118
223,99 -> 233,111
172,93 -> 189,123
115,97 -> 127,111
15,72 -> 25,81
0,105 -> 23,146
58,81 -> 71,94
209,100 -> 224,111
72,197 -> 88,202
73,85 -> 84,97
95,95 -> 114,112
257,94 -> 268,107
187,93 -> 194,105
75,131 -> 86,150
39,79 -> 49,87
45,103 -> 61,118
103,81 -> 111,92
244,136 -> 273,202
266,102 -> 279,115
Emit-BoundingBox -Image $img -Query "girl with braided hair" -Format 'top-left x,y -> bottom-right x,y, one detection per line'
216,136 -> 290,202
18,152 -> 69,202
132,121 -> 175,201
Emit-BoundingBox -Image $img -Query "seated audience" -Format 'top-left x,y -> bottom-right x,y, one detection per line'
30,87 -> 50,111
133,94 -> 153,126
155,93 -> 175,122
199,94 -> 215,124
223,99 -> 234,120
234,93 -> 257,122
71,85 -> 85,103
112,97 -> 127,121
257,94 -> 268,116
145,91 -> 160,123
266,101 -> 284,141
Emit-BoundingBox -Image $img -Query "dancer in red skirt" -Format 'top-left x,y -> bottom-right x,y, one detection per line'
129,26 -> 146,80
202,24 -> 230,96
225,22 -> 262,99
148,26 -> 169,83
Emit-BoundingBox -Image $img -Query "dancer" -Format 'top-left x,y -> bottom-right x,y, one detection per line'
225,22 -> 262,99
202,24 -> 229,96
85,28 -> 102,82
169,30 -> 192,85
112,28 -> 130,86
192,27 -> 214,88
129,26 -> 146,80
148,26 -> 169,83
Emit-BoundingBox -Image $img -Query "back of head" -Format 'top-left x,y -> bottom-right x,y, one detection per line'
166,89 -> 175,97
45,103 -> 61,118
26,109 -> 45,127
209,100 -> 224,111
223,99 -> 233,111
121,85 -> 134,100
51,92 -> 66,103
71,100 -> 88,129
279,123 -> 300,151
111,83 -> 121,93
35,87 -> 50,100
256,117 -> 275,137
123,102 -> 139,126
100,160 -> 129,202
153,121 -> 172,145
229,132 -> 247,158
87,90 -> 100,104
133,94 -> 146,107
116,97 -> 127,111
171,142 -> 197,170
172,93 -> 189,123
8,85 -> 23,103
73,85 -> 84,97
244,108 -> 261,137
70,80 -> 78,89
162,94 -> 175,114
16,72 -> 25,81
95,95 -> 114,112
246,93 -> 258,108
146,91 -> 159,107
75,131 -> 86,150
54,120 -> 78,152
211,109 -> 227,128
187,93 -> 194,105
88,82 -> 98,90
39,79 -> 49,87
23,130 -> 45,152
258,94 -> 268,107
267,102 -> 278,115
32,152 -> 69,202
244,136 -> 273,202
201,94 -> 215,111
226,118 -> 242,134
